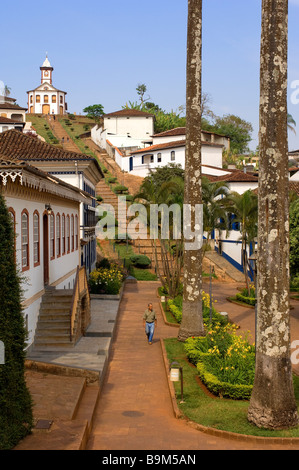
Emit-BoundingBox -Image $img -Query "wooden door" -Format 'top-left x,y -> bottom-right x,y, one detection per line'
42,104 -> 50,115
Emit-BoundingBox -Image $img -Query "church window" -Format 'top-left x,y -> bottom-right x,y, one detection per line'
44,95 -> 49,104
30,95 -> 33,104
52,95 -> 57,103
36,95 -> 40,103
60,96 -> 63,104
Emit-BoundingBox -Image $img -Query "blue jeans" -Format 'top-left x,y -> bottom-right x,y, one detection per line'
145,322 -> 155,343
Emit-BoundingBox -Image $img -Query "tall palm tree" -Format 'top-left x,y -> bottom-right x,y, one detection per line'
288,113 -> 296,135
227,189 -> 258,291
248,0 -> 299,430
133,177 -> 184,298
202,176 -> 230,253
178,0 -> 205,341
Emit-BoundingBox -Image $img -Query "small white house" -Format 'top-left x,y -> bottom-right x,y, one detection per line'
0,116 -> 25,133
152,127 -> 230,150
0,96 -> 27,122
123,139 -> 224,177
91,108 -> 155,151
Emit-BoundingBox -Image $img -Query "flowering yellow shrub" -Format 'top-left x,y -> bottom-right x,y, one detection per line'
89,264 -> 124,295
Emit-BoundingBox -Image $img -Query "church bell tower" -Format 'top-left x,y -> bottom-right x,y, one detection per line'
40,54 -> 54,85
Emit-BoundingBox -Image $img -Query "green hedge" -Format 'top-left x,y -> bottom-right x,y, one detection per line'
197,361 -> 253,400
130,254 -> 151,268
167,300 -> 182,323
235,293 -> 256,306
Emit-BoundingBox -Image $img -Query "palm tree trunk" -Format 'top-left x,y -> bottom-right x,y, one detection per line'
178,0 -> 205,341
248,0 -> 298,429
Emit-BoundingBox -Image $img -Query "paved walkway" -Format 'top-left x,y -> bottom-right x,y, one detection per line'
87,281 -> 299,451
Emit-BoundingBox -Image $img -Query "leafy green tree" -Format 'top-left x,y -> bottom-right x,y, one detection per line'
203,114 -> 253,154
0,194 -> 33,449
83,104 -> 104,123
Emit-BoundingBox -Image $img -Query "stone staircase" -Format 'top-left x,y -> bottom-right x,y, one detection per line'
205,251 -> 245,283
47,116 -> 82,153
31,289 -> 75,352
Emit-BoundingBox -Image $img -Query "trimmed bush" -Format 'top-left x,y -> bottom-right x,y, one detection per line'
130,254 -> 151,268
107,177 -> 117,184
114,185 -> 129,194
235,293 -> 256,306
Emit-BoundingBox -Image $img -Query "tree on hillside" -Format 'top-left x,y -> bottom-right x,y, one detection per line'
202,114 -> 253,154
247,0 -> 299,430
0,194 -> 33,449
83,104 -> 105,123
178,0 -> 205,342
136,83 -> 150,106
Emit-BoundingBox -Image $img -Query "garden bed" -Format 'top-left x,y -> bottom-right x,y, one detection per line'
163,337 -> 299,438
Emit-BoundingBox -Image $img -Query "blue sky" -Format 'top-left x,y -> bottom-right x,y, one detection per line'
1,0 -> 299,151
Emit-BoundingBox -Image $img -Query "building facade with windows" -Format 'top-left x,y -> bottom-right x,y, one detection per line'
27,56 -> 68,115
0,129 -> 103,275
0,159 -> 91,346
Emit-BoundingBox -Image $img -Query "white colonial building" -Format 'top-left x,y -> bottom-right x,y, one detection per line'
0,158 -> 92,346
0,129 -> 103,276
91,108 -> 155,152
27,56 -> 68,115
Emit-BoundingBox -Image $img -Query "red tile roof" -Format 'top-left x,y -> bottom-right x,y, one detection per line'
0,129 -> 93,162
205,169 -> 259,183
153,127 -> 227,138
0,102 -> 27,110
104,109 -> 155,118
0,116 -> 25,124
130,139 -> 223,155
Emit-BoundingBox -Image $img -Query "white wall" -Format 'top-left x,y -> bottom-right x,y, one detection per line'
104,115 -> 154,141
5,196 -> 80,345
128,144 -> 223,176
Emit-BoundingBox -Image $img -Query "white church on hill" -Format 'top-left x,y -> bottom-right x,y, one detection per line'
27,56 -> 68,116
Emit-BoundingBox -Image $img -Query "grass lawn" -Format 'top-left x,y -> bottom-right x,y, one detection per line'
164,337 -> 299,438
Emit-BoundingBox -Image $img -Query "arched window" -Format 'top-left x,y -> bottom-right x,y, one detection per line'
50,213 -> 55,260
62,214 -> 66,255
75,215 -> 79,251
71,215 -> 74,252
44,95 -> 49,104
56,214 -> 61,257
66,215 -> 70,253
52,95 -> 57,103
36,95 -> 41,103
171,151 -> 176,161
21,210 -> 29,271
33,211 -> 40,267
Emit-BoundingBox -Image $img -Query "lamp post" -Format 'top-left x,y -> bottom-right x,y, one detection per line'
169,361 -> 185,404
